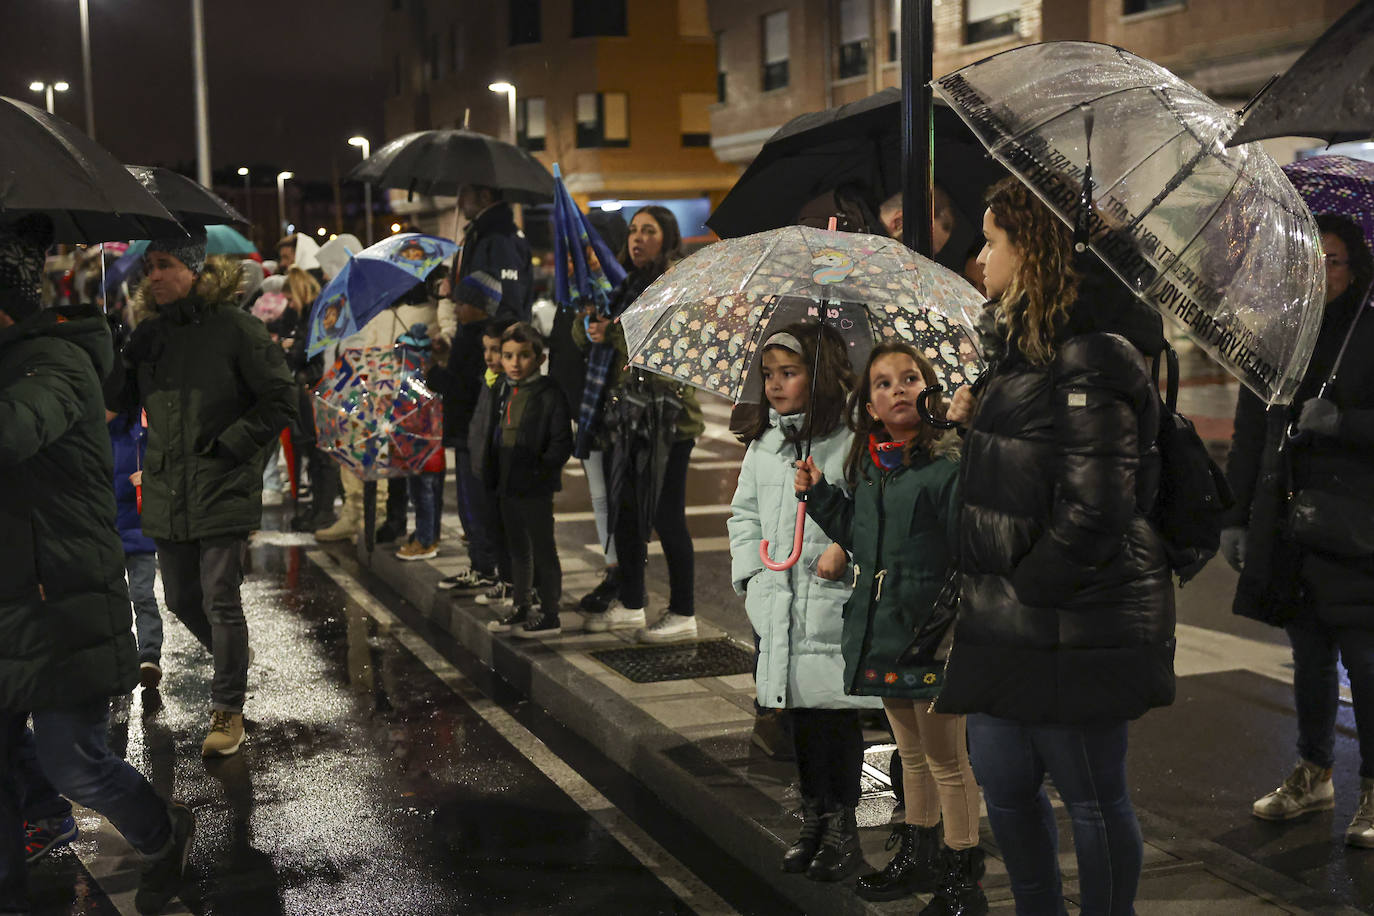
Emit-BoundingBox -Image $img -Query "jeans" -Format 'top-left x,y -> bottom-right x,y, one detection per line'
408,470 -> 444,547
611,438 -> 695,615
582,450 -> 618,566
126,551 -> 163,666
155,536 -> 250,713
500,493 -> 560,611
967,715 -> 1142,916
1287,620 -> 1374,778
455,448 -> 499,575
788,708 -> 863,809
1,704 -> 171,910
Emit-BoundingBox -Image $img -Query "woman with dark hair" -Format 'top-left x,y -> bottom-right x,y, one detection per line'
574,206 -> 705,642
1227,212 -> 1374,849
938,177 -> 1175,915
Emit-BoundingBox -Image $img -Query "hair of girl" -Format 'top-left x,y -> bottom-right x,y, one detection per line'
618,205 -> 684,276
738,320 -> 855,445
842,341 -> 957,487
285,265 -> 320,313
983,176 -> 1078,366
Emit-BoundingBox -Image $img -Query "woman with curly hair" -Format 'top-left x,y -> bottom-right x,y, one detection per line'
938,177 -> 1175,915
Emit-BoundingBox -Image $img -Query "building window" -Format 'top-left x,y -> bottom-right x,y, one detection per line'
836,0 -> 871,80
576,92 -> 630,148
1123,0 -> 1183,13
762,11 -> 789,92
518,97 -> 547,152
510,0 -> 541,44
681,93 -> 713,147
716,31 -> 727,102
888,0 -> 900,62
965,0 -> 1019,44
572,0 -> 628,37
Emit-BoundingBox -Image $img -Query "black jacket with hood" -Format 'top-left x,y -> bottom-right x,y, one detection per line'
454,202 -> 533,322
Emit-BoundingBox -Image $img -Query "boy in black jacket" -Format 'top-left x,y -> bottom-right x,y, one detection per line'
476,322 -> 572,636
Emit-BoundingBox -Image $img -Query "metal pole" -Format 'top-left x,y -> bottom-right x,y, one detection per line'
277,176 -> 286,234
900,0 -> 934,257
361,139 -> 373,244
45,85 -> 54,115
508,88 -> 518,145
79,0 -> 95,137
191,0 -> 211,187
242,172 -> 252,232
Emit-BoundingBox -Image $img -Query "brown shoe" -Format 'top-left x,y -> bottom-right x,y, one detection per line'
201,711 -> 245,757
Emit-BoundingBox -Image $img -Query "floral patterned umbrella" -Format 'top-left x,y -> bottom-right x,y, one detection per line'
617,225 -> 986,403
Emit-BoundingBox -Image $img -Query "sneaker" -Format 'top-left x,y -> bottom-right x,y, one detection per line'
201,711 -> 245,757
396,539 -> 439,561
439,568 -> 499,591
513,607 -> 562,639
486,605 -> 531,633
24,815 -> 77,863
1253,760 -> 1334,820
135,804 -> 195,915
582,600 -> 646,633
636,611 -> 698,643
578,567 -> 621,614
1348,778 -> 1374,848
140,661 -> 162,690
474,582 -> 514,607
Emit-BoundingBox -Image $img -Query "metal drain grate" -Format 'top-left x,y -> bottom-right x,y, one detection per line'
590,638 -> 755,684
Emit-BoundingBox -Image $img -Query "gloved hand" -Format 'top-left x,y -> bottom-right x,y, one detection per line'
1297,397 -> 1341,437
1219,526 -> 1247,572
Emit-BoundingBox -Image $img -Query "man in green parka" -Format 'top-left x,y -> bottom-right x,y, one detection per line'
117,231 -> 297,757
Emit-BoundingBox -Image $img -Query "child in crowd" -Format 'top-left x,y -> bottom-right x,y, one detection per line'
465,317 -> 516,609
473,322 -> 572,636
107,406 -> 165,697
396,322 -> 446,560
728,323 -> 881,882
796,342 -> 986,913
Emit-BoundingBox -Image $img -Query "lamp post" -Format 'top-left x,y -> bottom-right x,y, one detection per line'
191,0 -> 211,187
348,136 -> 373,245
237,167 -> 252,237
28,80 -> 70,115
488,81 -> 517,145
276,171 -> 294,235
78,0 -> 94,137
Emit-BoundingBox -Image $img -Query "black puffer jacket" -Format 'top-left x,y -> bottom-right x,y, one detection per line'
935,268 -> 1176,725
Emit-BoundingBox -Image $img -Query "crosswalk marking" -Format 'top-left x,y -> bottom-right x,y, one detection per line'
557,503 -> 734,523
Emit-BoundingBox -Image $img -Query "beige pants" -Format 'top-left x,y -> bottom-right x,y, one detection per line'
884,698 -> 982,849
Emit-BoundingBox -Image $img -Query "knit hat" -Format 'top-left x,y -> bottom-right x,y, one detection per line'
0,217 -> 52,321
145,228 -> 208,275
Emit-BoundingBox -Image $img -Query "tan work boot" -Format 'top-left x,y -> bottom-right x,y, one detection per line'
201,710 -> 245,757
313,499 -> 360,542
1253,760 -> 1334,820
1348,778 -> 1374,848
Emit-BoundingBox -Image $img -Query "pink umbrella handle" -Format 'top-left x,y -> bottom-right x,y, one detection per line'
760,501 -> 808,571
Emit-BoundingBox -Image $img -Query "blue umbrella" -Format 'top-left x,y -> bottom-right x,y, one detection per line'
306,232 -> 458,356
122,224 -> 259,260
551,162 -> 626,316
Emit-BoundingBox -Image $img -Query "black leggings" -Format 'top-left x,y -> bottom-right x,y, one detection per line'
610,438 -> 696,615
789,708 -> 864,809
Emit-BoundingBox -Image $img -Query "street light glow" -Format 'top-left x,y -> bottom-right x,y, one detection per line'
488,81 -> 515,94
277,171 -> 293,181
53,82 -> 70,92
348,136 -> 368,148
28,81 -> 44,92
237,167 -> 249,176
316,227 -> 327,237
390,222 -> 402,233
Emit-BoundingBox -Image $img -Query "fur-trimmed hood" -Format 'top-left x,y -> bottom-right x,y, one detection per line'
130,255 -> 241,325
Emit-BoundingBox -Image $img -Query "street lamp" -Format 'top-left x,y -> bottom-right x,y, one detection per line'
237,167 -> 252,236
348,136 -> 374,245
488,81 -> 517,145
78,0 -> 94,137
28,80 -> 70,115
276,171 -> 294,235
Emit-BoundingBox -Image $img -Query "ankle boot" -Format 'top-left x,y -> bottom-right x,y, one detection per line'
856,823 -> 941,900
919,846 -> 989,916
782,797 -> 824,873
806,806 -> 861,882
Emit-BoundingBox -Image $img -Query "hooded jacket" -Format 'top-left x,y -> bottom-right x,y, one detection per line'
0,307 -> 138,709
455,202 -> 533,322
471,373 -> 572,496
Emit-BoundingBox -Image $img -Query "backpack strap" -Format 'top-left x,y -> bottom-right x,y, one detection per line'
1150,343 -> 1180,414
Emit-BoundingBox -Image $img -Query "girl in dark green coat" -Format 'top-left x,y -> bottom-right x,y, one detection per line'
797,342 -> 986,915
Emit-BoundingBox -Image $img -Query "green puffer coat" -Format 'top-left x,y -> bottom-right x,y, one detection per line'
0,307 -> 138,709
122,261 -> 298,541
807,443 -> 960,699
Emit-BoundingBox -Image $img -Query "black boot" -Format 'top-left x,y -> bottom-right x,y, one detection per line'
781,797 -> 824,873
292,452 -> 339,531
578,566 -> 620,613
856,823 -> 941,900
919,846 -> 988,916
806,807 -> 861,882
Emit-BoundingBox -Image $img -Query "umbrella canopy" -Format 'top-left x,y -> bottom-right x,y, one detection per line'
1228,0 -> 1374,147
618,225 -> 986,404
124,224 -> 260,264
306,232 -> 458,356
0,95 -> 183,243
551,163 -> 626,314
348,129 -> 555,204
126,165 -> 247,227
934,41 -> 1326,406
1283,155 -> 1374,243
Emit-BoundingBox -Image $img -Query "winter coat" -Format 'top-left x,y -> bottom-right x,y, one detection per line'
935,270 -> 1176,725
472,374 -> 572,496
807,439 -> 961,700
0,306 -> 138,709
108,411 -> 156,555
728,413 -> 879,710
427,319 -> 486,447
455,202 -> 533,321
118,260 -> 299,542
1227,285 -> 1374,628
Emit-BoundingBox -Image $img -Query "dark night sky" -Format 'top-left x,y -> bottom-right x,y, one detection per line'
3,0 -> 388,184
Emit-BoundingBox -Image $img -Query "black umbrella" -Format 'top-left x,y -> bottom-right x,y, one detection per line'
601,378 -> 683,550
347,129 -> 555,203
0,96 -> 183,243
126,165 -> 247,227
1227,0 -> 1374,146
706,90 -> 1006,244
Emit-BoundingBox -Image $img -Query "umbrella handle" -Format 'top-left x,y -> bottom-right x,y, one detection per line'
760,501 -> 807,571
917,385 -> 959,429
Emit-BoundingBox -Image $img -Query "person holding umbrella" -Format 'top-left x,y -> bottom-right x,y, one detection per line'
452,185 -> 533,322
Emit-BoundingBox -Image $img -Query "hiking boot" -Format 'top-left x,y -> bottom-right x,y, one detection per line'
396,538 -> 438,561
782,797 -> 824,873
807,806 -> 862,881
751,708 -> 795,761
314,506 -> 360,543
1347,778 -> 1374,848
513,607 -> 562,639
582,600 -> 646,633
857,823 -> 942,900
486,605 -> 530,634
919,846 -> 989,916
1253,760 -> 1334,820
134,804 -> 195,915
201,711 -> 245,757
140,661 -> 162,690
636,611 -> 698,643
578,567 -> 621,614
24,815 -> 77,863
439,568 -> 498,591
474,582 -> 514,606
